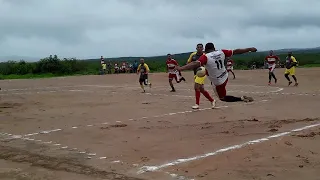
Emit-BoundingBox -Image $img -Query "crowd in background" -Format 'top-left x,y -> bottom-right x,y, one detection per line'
99,56 -> 139,74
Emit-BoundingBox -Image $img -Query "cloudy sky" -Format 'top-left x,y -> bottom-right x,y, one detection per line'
0,0 -> 320,60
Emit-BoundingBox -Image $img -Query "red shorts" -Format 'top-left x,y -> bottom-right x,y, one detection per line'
214,78 -> 228,99
168,73 -> 180,81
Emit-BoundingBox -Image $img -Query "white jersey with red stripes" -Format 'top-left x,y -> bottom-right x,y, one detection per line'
166,59 -> 179,74
198,49 -> 233,86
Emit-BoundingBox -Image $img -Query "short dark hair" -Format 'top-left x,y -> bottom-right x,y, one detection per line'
205,43 -> 215,52
197,43 -> 203,47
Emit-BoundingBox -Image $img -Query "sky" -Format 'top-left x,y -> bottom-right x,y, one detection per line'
1,0 -> 320,60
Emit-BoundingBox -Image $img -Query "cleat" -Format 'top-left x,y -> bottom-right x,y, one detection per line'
149,83 -> 152,88
210,100 -> 216,109
170,89 -> 176,92
192,104 -> 199,109
294,82 -> 299,86
288,81 -> 292,86
275,79 -> 277,84
268,82 -> 271,86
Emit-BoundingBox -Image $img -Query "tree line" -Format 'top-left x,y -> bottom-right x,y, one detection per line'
1,52 -> 320,78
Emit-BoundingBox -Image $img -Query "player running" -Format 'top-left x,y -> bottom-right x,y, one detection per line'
137,58 -> 152,93
265,50 -> 280,85
166,54 -> 186,92
284,52 -> 298,86
187,43 -> 215,109
175,43 -> 256,107
226,57 -> 236,79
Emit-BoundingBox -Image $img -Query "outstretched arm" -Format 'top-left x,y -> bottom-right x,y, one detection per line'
176,61 -> 200,71
233,47 -> 257,55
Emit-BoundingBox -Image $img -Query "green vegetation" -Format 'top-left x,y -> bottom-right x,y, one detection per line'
1,51 -> 320,80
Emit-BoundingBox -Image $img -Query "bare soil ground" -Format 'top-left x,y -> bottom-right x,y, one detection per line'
1,67 -> 320,180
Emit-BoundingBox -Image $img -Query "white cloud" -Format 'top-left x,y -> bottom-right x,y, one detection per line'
0,0 -> 319,60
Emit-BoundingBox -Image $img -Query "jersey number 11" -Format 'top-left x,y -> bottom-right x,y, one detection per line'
215,60 -> 224,70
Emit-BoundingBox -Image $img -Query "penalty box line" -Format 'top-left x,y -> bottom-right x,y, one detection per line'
137,122 -> 320,174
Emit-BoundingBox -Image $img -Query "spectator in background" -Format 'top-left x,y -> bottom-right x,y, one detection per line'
100,56 -> 104,64
121,61 -> 126,73
107,61 -> 112,74
101,62 -> 106,74
114,62 -> 119,74
133,60 -> 138,73
129,63 -> 133,73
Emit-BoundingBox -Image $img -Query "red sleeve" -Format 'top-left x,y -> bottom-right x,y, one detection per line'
198,55 -> 208,66
275,56 -> 279,60
222,49 -> 233,57
264,56 -> 268,60
173,60 -> 178,65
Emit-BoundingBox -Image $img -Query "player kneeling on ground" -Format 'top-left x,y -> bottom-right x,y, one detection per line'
175,42 -> 256,107
137,58 -> 152,93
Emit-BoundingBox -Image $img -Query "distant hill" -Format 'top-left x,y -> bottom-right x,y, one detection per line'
1,47 -> 320,63
85,46 -> 320,63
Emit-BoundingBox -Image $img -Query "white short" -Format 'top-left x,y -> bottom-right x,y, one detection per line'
227,66 -> 233,71
168,70 -> 181,80
268,64 -> 276,72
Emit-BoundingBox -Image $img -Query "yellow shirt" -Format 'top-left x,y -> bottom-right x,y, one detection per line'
285,56 -> 297,69
137,63 -> 150,74
102,64 -> 106,70
187,52 -> 205,64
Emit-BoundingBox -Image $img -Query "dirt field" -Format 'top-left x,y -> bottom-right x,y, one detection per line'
1,67 -> 320,180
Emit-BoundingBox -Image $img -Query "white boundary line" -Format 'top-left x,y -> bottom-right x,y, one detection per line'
3,85 -> 318,97
0,132 -> 122,162
0,84 -> 279,92
18,99 -> 268,138
137,122 -> 320,174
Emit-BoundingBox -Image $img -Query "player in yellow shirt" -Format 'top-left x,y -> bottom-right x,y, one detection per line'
284,52 -> 298,86
137,58 -> 152,92
187,43 -> 214,109
101,63 -> 107,74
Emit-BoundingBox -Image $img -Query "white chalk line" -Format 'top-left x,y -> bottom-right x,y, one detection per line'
1,84 -> 319,97
1,98 -> 269,173
137,122 -> 320,174
0,132 -> 123,163
19,99 -> 268,138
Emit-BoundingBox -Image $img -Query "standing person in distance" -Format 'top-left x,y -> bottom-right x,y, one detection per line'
166,54 -> 186,92
137,58 -> 152,93
284,52 -> 299,86
175,42 -> 256,107
265,50 -> 280,85
187,43 -> 215,109
226,57 -> 236,79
